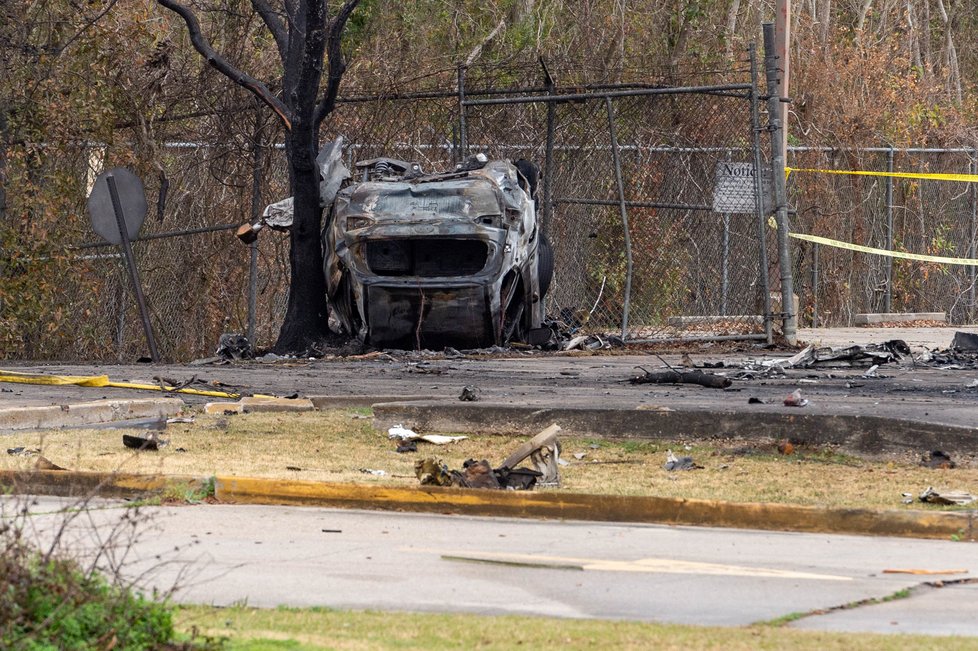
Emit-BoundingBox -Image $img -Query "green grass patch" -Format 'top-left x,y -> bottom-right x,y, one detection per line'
176,605 -> 978,651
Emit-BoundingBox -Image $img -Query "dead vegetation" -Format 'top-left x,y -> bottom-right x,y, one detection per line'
3,410 -> 977,512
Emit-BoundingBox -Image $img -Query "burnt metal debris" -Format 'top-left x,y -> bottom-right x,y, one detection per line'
325,153 -> 552,349
414,424 -> 562,490
629,367 -> 731,389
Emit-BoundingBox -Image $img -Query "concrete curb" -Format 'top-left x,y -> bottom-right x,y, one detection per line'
0,398 -> 185,431
0,470 -> 207,499
371,402 -> 978,456
1,470 -> 973,541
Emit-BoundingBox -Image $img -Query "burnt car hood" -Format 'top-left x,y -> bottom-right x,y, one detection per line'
324,160 -> 542,348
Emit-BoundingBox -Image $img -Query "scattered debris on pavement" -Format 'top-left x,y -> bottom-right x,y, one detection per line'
562,333 -> 625,352
664,450 -> 702,471
459,385 -> 480,401
122,432 -> 168,451
629,367 -> 731,389
748,397 -> 765,404
783,389 -> 809,407
755,340 -> 911,371
921,450 -> 956,469
215,333 -> 254,360
918,486 -> 976,505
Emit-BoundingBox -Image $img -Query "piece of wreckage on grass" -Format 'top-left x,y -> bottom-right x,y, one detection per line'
241,137 -> 554,349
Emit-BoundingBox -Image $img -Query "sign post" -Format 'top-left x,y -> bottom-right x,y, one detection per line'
87,168 -> 159,362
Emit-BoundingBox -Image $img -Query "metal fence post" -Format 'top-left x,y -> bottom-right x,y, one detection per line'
885,146 -> 894,313
749,42 -> 774,343
248,105 -> 263,344
542,60 -> 556,235
811,243 -> 819,328
457,65 -> 468,157
605,96 -> 633,339
970,151 -> 977,319
763,23 -> 796,344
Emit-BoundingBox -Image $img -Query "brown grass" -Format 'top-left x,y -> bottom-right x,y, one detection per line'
3,409 -> 977,511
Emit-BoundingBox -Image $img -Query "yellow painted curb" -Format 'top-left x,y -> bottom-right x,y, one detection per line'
213,476 -> 976,541
0,470 -> 208,499
2,470 -> 972,541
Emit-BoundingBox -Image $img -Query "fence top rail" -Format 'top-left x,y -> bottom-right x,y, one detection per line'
789,146 -> 978,155
463,83 -> 754,106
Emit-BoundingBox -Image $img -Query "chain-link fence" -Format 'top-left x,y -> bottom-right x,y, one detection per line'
7,53 -> 780,361
462,56 -> 774,343
788,147 -> 978,326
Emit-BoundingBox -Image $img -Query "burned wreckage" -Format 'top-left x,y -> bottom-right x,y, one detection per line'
244,138 -> 553,349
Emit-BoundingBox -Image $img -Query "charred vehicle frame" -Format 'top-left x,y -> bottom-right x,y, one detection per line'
324,154 -> 553,349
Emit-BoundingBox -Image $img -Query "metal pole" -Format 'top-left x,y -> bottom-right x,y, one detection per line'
970,151 -> 977,318
763,23 -> 797,344
721,149 -> 732,316
885,147 -> 894,313
457,65 -> 468,157
722,213 -> 730,316
605,97 -> 633,339
107,173 -> 159,362
542,65 -> 556,235
749,42 -> 774,344
248,105 -> 263,344
812,243 -> 819,328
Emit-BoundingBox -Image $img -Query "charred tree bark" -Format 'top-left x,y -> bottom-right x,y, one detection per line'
156,0 -> 361,354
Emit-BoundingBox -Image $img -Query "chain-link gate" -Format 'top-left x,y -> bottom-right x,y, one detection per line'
462,57 -> 776,344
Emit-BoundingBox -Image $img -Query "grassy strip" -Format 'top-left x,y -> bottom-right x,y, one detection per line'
2,410 -> 976,511
175,605 -> 978,651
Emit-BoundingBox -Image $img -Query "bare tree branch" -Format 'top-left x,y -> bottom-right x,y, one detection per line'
57,0 -> 120,56
464,18 -> 506,68
156,0 -> 292,130
314,0 -> 361,126
249,0 -> 287,61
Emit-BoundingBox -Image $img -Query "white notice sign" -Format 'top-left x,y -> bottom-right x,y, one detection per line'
713,162 -> 770,214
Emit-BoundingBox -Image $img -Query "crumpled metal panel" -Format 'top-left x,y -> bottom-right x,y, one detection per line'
324,158 -> 544,349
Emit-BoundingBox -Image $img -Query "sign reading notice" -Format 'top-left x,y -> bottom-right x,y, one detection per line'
712,162 -> 771,214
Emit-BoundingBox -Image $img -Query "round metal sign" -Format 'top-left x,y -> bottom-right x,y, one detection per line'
87,168 -> 147,245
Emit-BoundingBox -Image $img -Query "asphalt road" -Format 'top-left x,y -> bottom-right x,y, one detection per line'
8,497 -> 978,636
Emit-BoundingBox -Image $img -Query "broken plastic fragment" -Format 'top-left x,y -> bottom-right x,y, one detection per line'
388,424 -> 418,440
664,450 -> 702,471
919,486 -> 976,505
784,389 -> 809,407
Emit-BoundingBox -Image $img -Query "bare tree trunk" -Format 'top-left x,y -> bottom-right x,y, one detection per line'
921,0 -> 933,80
856,0 -> 873,34
725,0 -> 741,58
818,0 -> 832,46
935,0 -> 963,103
906,0 -> 923,72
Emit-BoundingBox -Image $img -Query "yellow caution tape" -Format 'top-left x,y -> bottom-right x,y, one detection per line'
786,167 -> 978,183
788,232 -> 978,266
0,370 -> 261,399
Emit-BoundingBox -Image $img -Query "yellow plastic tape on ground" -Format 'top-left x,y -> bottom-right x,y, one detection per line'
788,232 -> 978,266
785,167 -> 978,184
0,370 -> 244,399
